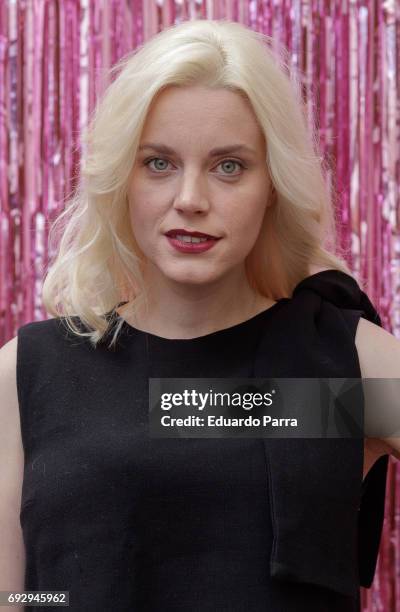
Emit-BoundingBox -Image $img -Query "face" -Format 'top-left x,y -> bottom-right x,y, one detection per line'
127,85 -> 272,289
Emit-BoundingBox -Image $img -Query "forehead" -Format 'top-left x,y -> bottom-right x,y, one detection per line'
140,85 -> 265,150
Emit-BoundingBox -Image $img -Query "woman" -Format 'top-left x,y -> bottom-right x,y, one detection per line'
1,18 -> 399,612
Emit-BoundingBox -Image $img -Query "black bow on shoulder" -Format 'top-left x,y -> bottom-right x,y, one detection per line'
254,270 -> 389,598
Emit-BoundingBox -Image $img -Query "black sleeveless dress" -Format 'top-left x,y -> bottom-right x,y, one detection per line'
16,270 -> 389,611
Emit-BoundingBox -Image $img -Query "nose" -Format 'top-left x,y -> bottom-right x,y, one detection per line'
172,172 -> 210,214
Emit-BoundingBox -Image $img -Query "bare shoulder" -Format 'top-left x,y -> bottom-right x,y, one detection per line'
0,334 -> 22,467
0,334 -> 18,366
0,336 -> 19,413
0,335 -> 26,591
0,334 -> 23,467
355,318 -> 400,459
308,264 -> 333,275
354,317 -> 400,378
0,334 -> 23,459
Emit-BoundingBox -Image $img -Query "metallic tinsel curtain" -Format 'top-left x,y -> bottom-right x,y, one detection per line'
0,1 -> 399,609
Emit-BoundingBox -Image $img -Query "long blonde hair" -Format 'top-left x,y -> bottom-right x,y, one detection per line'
42,18 -> 353,349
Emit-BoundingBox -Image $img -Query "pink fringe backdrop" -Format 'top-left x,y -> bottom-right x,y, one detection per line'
0,1 -> 399,609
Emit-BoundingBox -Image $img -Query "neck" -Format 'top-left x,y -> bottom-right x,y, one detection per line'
118,266 -> 274,339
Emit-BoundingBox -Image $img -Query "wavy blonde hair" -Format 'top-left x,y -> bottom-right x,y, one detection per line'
42,18 -> 353,349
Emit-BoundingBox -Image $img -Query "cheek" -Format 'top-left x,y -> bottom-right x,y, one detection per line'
128,186 -> 154,227
228,201 -> 267,241
127,199 -> 150,249
129,202 -> 146,228
128,176 -> 153,224
128,198 -> 165,256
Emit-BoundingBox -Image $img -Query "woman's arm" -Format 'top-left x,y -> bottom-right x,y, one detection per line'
355,317 -> 400,459
0,337 -> 25,612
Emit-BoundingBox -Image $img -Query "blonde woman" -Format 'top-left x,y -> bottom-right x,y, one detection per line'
1,19 -> 399,612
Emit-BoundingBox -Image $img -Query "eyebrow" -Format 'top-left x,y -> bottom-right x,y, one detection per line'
137,142 -> 257,156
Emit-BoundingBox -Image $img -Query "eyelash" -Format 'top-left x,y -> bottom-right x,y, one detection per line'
143,157 -> 246,177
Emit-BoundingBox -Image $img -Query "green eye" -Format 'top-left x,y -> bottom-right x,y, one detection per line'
145,158 -> 170,172
217,159 -> 244,174
144,156 -> 245,176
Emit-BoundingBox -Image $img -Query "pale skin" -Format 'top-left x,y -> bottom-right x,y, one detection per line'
122,84 -> 277,338
0,84 -> 398,596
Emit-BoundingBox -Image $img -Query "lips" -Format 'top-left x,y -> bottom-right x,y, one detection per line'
165,229 -> 220,239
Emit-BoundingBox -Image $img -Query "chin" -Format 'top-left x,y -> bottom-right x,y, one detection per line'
166,274 -> 219,286
160,267 -> 222,286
